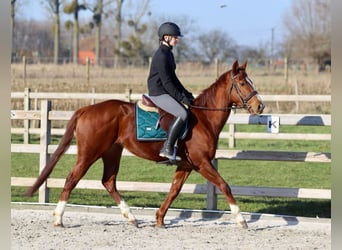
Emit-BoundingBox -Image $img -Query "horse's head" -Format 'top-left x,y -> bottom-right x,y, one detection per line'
229,60 -> 265,115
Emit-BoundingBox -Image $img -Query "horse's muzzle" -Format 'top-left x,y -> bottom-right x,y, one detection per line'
247,101 -> 265,115
258,102 -> 265,114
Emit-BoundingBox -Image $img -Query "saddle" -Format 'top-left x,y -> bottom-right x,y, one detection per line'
141,94 -> 175,131
135,94 -> 188,141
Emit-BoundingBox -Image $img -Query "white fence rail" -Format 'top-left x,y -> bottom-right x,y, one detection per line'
11,99 -> 331,209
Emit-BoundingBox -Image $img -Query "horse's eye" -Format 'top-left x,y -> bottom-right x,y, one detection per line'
240,81 -> 245,86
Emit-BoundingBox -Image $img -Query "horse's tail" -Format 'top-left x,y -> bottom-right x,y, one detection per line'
25,110 -> 80,197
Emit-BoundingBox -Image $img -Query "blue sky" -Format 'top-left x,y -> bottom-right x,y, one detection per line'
19,0 -> 292,47
151,0 -> 292,47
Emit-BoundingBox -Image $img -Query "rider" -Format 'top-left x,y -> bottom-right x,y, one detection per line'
147,22 -> 194,161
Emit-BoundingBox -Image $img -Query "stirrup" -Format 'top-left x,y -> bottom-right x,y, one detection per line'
159,146 -> 181,161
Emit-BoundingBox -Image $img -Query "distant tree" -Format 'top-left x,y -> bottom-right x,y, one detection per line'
113,0 -> 124,66
84,0 -> 116,66
239,45 -> 268,66
63,0 -> 87,64
40,0 -> 63,64
11,0 -> 26,60
282,0 -> 331,67
93,0 -> 103,65
119,0 -> 150,64
11,0 -> 16,58
196,29 -> 237,63
14,20 -> 54,60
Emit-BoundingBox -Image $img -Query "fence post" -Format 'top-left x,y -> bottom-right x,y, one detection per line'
23,56 -> 27,85
39,100 -> 51,203
23,88 -> 31,144
295,79 -> 299,113
31,89 -> 38,128
228,123 -> 236,148
206,159 -> 218,210
284,57 -> 288,82
91,87 -> 96,105
86,57 -> 90,84
125,88 -> 132,102
215,58 -> 219,79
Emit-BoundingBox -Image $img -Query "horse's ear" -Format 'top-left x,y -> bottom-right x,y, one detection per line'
241,60 -> 248,69
232,60 -> 239,74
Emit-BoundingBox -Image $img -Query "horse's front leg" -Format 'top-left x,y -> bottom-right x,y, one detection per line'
197,160 -> 248,229
101,144 -> 137,226
156,168 -> 192,227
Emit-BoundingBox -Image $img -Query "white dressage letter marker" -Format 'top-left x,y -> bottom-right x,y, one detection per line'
267,116 -> 279,133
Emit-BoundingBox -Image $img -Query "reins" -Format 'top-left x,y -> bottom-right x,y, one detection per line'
189,72 -> 258,112
189,104 -> 240,112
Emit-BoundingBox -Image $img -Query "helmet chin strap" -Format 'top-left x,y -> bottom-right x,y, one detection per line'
161,36 -> 173,48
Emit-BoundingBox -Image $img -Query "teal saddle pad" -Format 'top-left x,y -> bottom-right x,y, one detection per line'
135,103 -> 167,141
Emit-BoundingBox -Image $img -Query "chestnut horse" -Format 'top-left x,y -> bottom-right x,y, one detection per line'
26,60 -> 264,229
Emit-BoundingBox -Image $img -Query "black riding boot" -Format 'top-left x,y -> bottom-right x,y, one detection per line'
159,117 -> 185,161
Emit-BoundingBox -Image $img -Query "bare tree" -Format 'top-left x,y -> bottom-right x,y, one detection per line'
41,0 -> 63,64
84,0 -> 116,66
11,0 -> 26,60
282,0 -> 331,67
11,0 -> 16,58
93,0 -> 102,65
119,0 -> 151,64
64,0 -> 87,64
113,0 -> 123,66
14,20 -> 54,60
84,0 -> 103,65
197,29 -> 237,63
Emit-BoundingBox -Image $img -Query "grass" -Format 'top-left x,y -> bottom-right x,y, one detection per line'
11,125 -> 331,218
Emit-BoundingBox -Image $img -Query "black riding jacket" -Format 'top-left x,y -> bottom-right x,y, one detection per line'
147,43 -> 192,103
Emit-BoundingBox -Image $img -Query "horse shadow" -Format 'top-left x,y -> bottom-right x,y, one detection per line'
164,197 -> 330,229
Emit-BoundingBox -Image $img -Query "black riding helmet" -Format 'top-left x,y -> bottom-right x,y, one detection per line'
158,22 -> 183,40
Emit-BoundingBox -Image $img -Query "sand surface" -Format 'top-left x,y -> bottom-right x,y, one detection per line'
11,204 -> 331,250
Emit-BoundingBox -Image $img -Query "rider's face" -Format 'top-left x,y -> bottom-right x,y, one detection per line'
164,35 -> 179,46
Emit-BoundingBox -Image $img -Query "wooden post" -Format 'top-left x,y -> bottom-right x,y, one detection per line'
39,100 -> 51,203
91,87 -> 96,105
284,57 -> 288,83
295,79 -> 299,113
86,57 -> 90,84
215,58 -> 219,79
31,89 -> 38,128
23,56 -> 27,85
125,88 -> 132,102
206,159 -> 218,210
23,88 -> 30,144
228,123 -> 236,148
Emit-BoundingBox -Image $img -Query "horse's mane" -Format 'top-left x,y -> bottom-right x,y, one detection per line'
194,70 -> 231,107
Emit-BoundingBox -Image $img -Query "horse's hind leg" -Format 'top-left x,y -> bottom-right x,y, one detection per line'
101,144 -> 137,226
197,160 -> 248,229
53,155 -> 98,226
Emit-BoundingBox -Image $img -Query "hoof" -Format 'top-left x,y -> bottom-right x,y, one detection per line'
155,223 -> 165,228
237,220 -> 248,229
53,222 -> 64,227
128,220 -> 138,227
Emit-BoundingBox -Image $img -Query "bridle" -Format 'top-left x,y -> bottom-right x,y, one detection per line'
190,71 -> 258,112
230,73 -> 258,109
